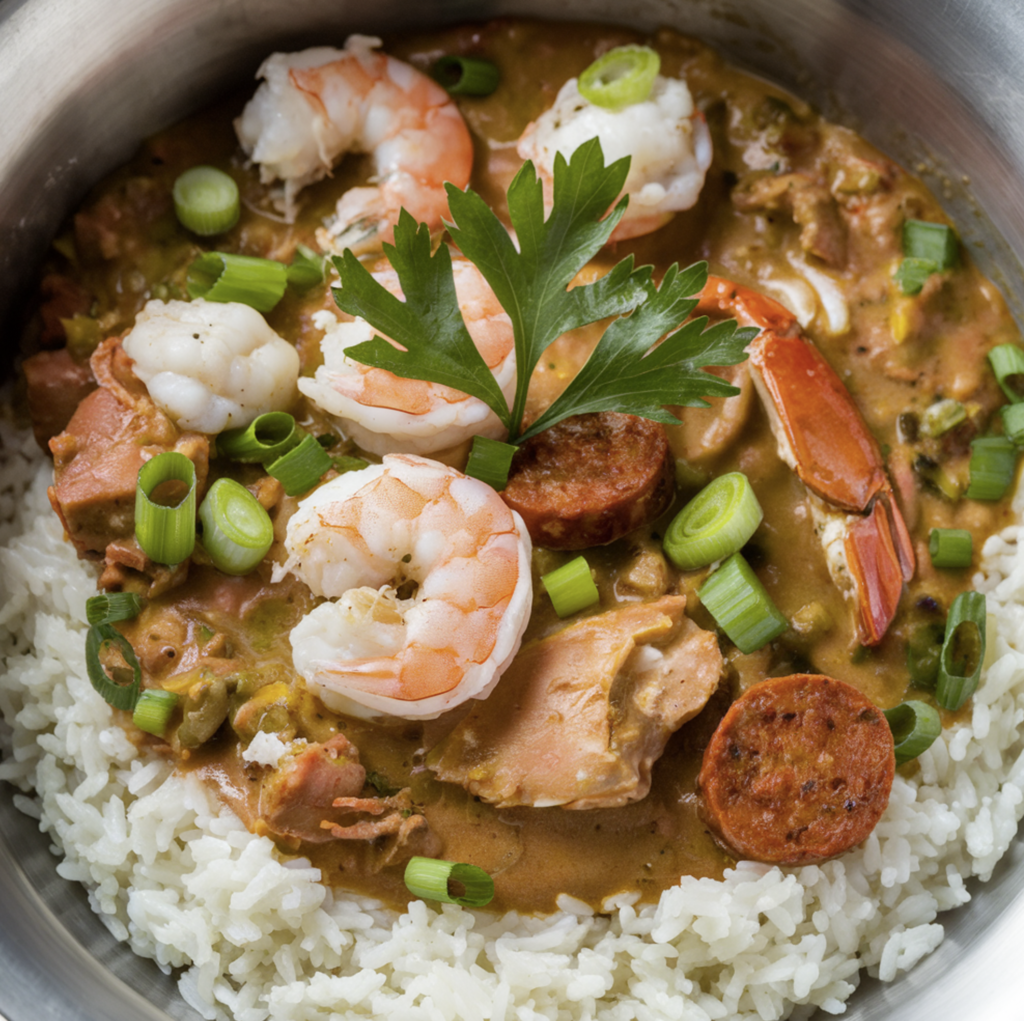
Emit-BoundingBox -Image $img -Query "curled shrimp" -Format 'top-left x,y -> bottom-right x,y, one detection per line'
121,298 -> 299,434
235,35 -> 473,253
517,73 -> 712,242
279,454 -> 533,721
298,258 -> 516,457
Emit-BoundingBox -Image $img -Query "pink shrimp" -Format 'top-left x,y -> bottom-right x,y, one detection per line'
299,258 -> 516,457
278,454 -> 533,721
235,35 -> 473,252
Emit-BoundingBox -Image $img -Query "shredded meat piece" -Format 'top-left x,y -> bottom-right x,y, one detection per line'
325,790 -> 441,868
47,337 -> 209,586
732,172 -> 848,267
429,595 -> 723,810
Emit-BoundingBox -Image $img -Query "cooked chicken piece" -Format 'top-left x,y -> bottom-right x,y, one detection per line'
428,595 -> 722,810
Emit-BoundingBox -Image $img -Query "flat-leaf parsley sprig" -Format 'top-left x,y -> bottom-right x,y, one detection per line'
332,137 -> 756,480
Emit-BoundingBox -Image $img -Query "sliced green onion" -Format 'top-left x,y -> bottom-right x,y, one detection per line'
893,257 -> 938,296
936,590 -> 987,711
928,528 -> 973,569
266,433 -> 333,497
883,700 -> 942,766
541,556 -> 600,618
698,552 -> 788,654
333,455 -> 370,474
663,472 -> 763,571
578,45 -> 661,111
217,412 -> 302,464
86,592 -> 143,626
135,452 -> 196,565
964,436 -> 1017,500
187,252 -> 288,313
465,436 -> 518,491
403,856 -> 494,907
906,621 -> 945,689
85,623 -> 142,711
987,343 -> 1024,403
919,398 -> 966,438
199,478 -> 274,575
287,244 -> 327,291
1001,402 -> 1024,445
902,219 -> 959,270
431,55 -> 500,96
173,166 -> 240,236
132,689 -> 180,736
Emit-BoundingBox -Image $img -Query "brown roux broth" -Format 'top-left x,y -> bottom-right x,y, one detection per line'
30,19 -> 1019,914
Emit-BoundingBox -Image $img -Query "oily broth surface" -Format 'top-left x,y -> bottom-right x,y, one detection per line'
27,19 -> 1017,914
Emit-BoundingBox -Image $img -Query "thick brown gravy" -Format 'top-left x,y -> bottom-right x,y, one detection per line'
25,19 -> 1019,915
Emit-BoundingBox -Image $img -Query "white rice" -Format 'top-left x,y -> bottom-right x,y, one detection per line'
3,416 -> 1024,1021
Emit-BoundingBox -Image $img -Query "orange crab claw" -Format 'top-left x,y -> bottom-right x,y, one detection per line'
695,275 -> 915,645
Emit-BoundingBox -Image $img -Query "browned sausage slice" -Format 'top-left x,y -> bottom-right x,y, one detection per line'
501,412 -> 674,549
697,673 -> 895,864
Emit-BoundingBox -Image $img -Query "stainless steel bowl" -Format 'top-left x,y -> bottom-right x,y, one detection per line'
3,1 -> 1024,1018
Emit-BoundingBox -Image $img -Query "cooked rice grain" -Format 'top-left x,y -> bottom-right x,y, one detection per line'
3,430 -> 1024,1021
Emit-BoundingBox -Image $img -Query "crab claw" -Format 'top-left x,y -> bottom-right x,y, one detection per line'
695,275 -> 915,645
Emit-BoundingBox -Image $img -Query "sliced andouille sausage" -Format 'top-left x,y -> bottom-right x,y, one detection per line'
697,673 -> 895,864
501,411 -> 674,549
22,347 -> 97,449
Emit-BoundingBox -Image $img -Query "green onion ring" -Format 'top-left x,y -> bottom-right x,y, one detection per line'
403,856 -> 495,907
464,435 -> 518,491
172,166 -> 240,236
266,433 -> 334,497
965,436 -> 1018,501
541,555 -> 600,619
132,689 -> 180,736
286,244 -> 327,291
578,45 -> 661,110
988,343 -> 1024,403
135,452 -> 197,565
216,412 -> 302,464
928,528 -> 973,569
663,472 -> 763,571
698,552 -> 788,654
431,55 -> 501,96
1001,402 -> 1024,445
86,592 -> 143,626
187,251 -> 288,313
85,624 -> 142,711
893,257 -> 938,297
883,700 -> 942,766
902,218 -> 959,270
199,478 -> 275,576
936,591 -> 987,711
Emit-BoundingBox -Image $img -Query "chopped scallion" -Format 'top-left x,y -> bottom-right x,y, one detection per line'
286,244 -> 327,291
431,55 -> 500,96
266,433 -> 333,496
578,45 -> 660,110
541,556 -> 600,618
883,700 -> 942,766
987,343 -> 1024,403
663,472 -> 763,571
928,528 -> 972,569
919,398 -> 966,438
403,856 -> 495,907
333,455 -> 370,474
698,552 -> 788,654
964,436 -> 1017,500
893,257 -> 937,297
85,623 -> 142,711
906,621 -> 944,689
187,251 -> 288,313
1001,402 -> 1024,446
132,689 -> 180,736
135,452 -> 196,565
216,412 -> 302,464
199,478 -> 274,576
935,591 -> 987,711
464,435 -> 518,491
172,166 -> 240,236
902,219 -> 958,270
86,592 -> 143,626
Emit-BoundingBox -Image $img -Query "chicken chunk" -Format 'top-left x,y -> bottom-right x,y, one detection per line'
428,595 -> 722,810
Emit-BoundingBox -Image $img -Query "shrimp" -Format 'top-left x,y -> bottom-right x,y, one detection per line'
516,73 -> 712,242
121,298 -> 299,434
298,258 -> 516,457
234,35 -> 474,253
278,454 -> 533,721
